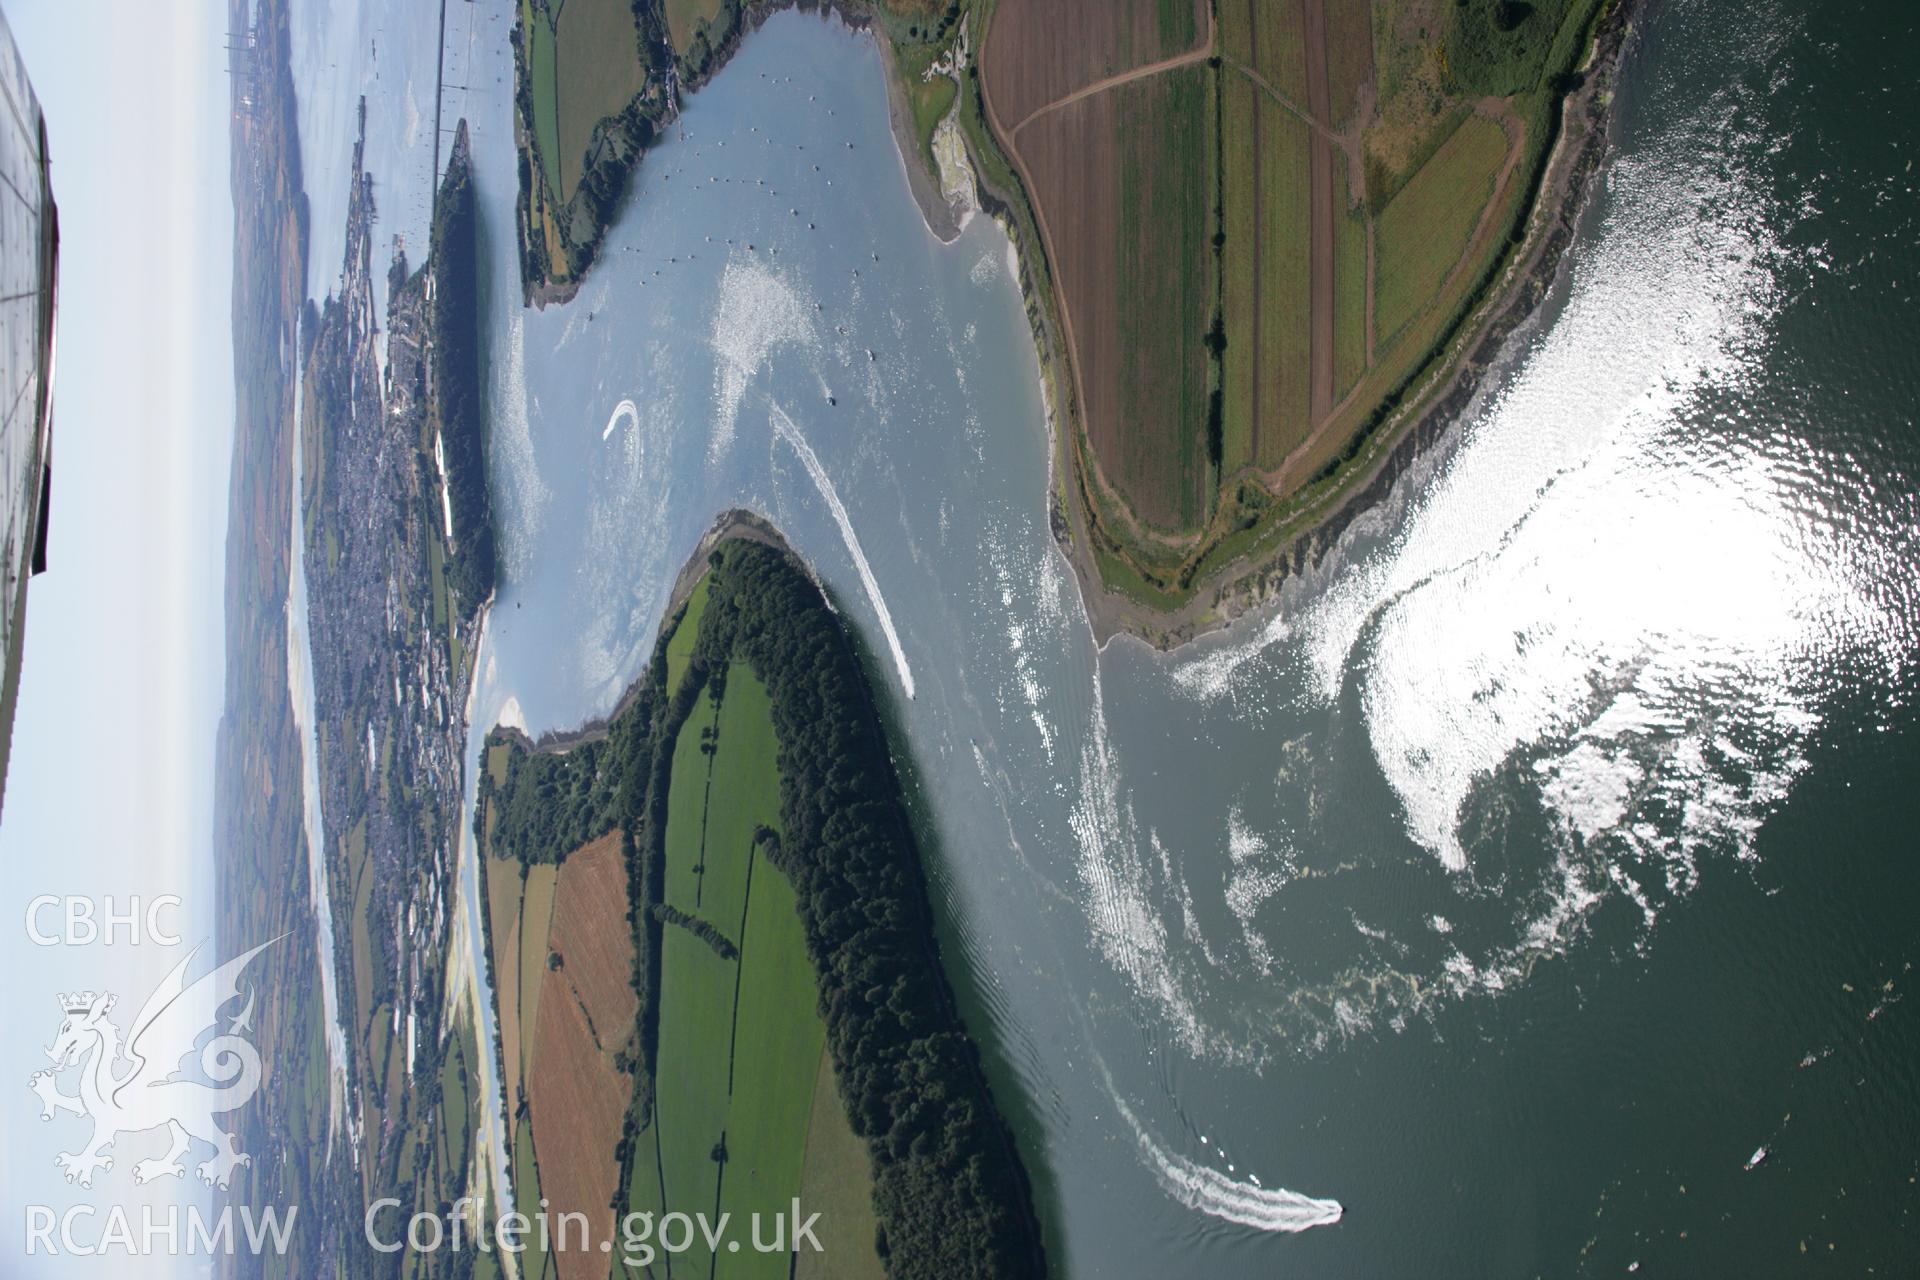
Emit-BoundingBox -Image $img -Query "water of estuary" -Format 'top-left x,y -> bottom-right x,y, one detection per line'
301,0 -> 1920,1272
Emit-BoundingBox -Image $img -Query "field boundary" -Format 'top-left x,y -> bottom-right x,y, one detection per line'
978,0 -> 1638,646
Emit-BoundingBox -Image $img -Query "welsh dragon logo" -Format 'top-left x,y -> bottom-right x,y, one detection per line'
27,938 -> 278,1190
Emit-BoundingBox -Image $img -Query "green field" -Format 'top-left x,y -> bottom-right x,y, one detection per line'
663,684 -> 717,910
522,0 -> 646,203
525,3 -> 562,201
793,1045 -> 886,1280
1112,65 -> 1216,528
511,1115 -> 549,1280
655,926 -> 740,1276
619,1113 -> 668,1268
664,575 -> 709,697
1251,92 -> 1312,468
1219,0 -> 1306,104
695,673 -> 778,924
665,0 -> 725,53
1374,114 -> 1509,345
648,659 -> 879,1277
714,859 -> 826,1278
1218,77 -> 1258,476
516,861 -> 558,1082
554,0 -> 648,197
1332,149 -> 1370,402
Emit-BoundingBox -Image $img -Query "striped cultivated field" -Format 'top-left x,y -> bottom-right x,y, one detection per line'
983,0 -> 1206,130
982,0 -> 1582,591
1018,67 -> 1216,528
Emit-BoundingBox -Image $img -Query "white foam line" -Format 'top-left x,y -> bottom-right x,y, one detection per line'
602,397 -> 638,441
1109,1082 -> 1344,1235
768,401 -> 916,699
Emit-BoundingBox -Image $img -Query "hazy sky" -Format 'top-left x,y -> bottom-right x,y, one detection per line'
0,1 -> 233,1265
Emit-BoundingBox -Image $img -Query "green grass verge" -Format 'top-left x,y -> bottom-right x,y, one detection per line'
696,672 -> 780,936
793,1044 -> 885,1280
554,0 -> 647,198
512,1115 -> 548,1280
664,575 -> 710,698
1374,113 -> 1509,346
1332,148 -> 1369,401
663,684 -> 717,911
528,10 -> 563,202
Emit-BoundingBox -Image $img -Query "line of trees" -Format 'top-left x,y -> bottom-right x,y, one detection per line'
482,535 -> 1047,1278
651,903 -> 740,959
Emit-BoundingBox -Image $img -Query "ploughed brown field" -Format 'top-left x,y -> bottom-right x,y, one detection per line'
544,831 -> 639,1038
526,965 -> 630,1279
1018,68 -> 1215,530
982,0 -> 1578,580
491,830 -> 639,1280
981,0 -> 1207,130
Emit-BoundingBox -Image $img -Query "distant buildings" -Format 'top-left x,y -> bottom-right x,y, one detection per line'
0,7 -> 58,815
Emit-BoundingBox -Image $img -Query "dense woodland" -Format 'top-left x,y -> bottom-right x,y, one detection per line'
483,536 -> 1048,1278
430,124 -> 494,618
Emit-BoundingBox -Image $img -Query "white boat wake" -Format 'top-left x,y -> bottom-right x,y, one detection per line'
602,397 -> 639,441
768,400 -> 916,699
1109,1075 -> 1343,1234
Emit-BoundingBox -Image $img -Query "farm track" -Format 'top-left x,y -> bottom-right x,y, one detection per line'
1006,33 -> 1217,139
987,0 -> 1541,554
1303,0 -> 1336,430
1265,102 -> 1529,494
1249,65 -> 1263,463
981,5 -> 1218,546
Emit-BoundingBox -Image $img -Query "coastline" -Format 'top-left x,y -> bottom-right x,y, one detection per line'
508,0 -> 1644,655
486,507 -> 793,757
1004,0 -> 1644,651
480,519 -> 1052,1275
872,17 -> 967,243
520,1 -> 962,310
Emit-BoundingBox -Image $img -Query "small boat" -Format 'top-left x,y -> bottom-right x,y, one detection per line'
1745,1146 -> 1768,1170
866,349 -> 875,362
